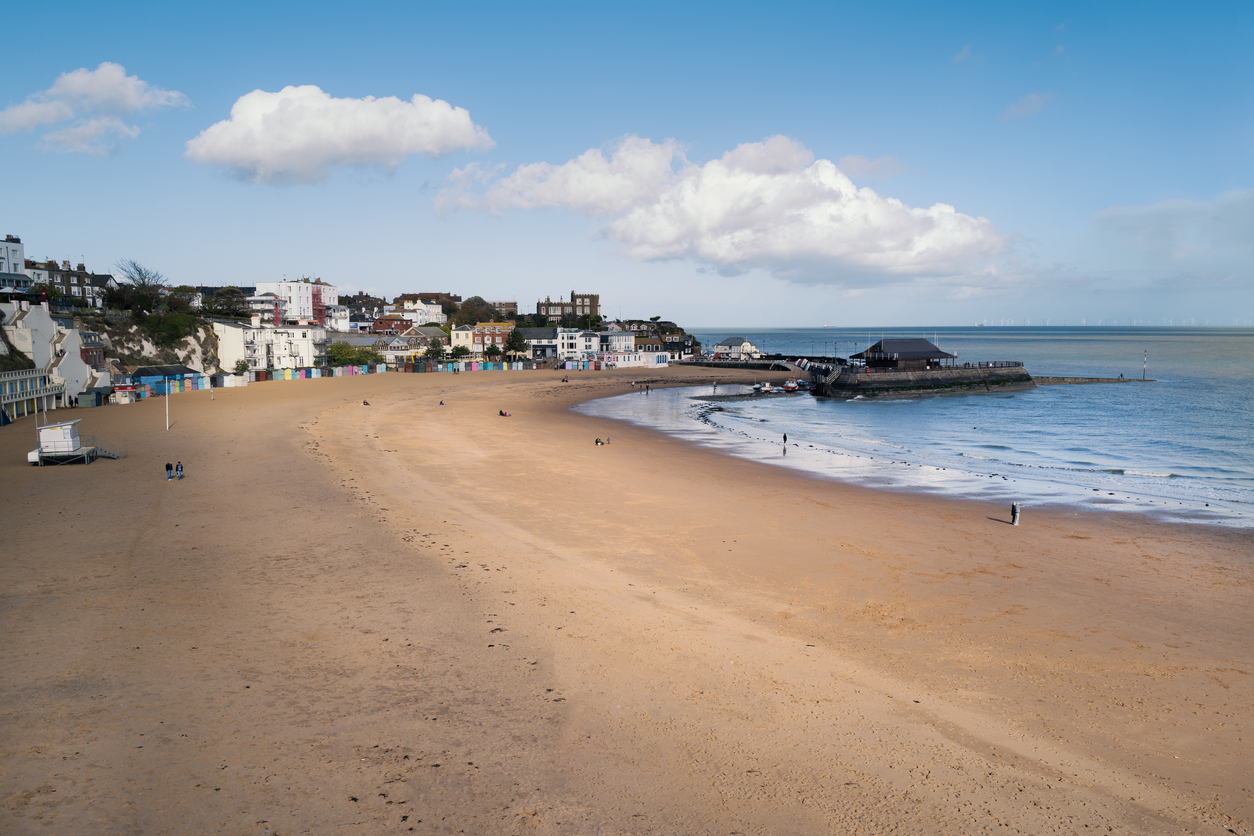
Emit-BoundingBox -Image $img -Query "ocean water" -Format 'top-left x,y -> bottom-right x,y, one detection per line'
576,327 -> 1254,528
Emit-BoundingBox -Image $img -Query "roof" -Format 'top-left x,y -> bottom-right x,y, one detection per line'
849,338 -> 956,360
518,327 -> 557,340
132,364 -> 201,377
326,334 -> 384,347
716,336 -> 751,346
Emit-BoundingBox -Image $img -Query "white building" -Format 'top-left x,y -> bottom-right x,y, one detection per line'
599,332 -> 635,354
213,320 -> 328,371
399,299 -> 447,325
0,300 -> 110,406
0,367 -> 62,423
325,305 -> 350,331
712,337 -> 761,359
254,279 -> 339,325
1,235 -> 24,275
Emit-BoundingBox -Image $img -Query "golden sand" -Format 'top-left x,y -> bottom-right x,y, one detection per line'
2,366 -> 1251,834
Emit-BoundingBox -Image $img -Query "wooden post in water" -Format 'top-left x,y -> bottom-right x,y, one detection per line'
1143,349 -> 1147,380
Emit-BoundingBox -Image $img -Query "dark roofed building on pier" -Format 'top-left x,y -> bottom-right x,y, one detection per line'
850,338 -> 956,372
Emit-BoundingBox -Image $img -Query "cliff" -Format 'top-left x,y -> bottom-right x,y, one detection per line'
75,314 -> 221,373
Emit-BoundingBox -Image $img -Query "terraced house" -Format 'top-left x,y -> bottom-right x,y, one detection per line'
23,258 -> 117,309
450,321 -> 515,359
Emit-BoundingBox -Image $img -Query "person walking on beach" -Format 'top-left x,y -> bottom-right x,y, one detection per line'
165,462 -> 173,481
1011,502 -> 1021,526
176,461 -> 184,480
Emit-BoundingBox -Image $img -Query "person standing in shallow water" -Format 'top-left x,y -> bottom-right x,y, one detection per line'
166,462 -> 173,481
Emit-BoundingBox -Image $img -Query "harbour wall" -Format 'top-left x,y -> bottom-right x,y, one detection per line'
816,365 -> 1035,398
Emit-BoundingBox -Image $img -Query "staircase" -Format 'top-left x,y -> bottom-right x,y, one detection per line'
95,445 -> 127,460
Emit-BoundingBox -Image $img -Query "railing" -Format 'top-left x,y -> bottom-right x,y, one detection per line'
2,382 -> 66,403
851,361 -> 1023,374
0,365 -> 51,381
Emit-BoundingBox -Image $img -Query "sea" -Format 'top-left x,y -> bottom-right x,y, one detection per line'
575,327 -> 1254,529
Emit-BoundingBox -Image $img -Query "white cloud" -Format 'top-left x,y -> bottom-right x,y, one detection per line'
998,92 -> 1053,122
1093,190 -> 1254,270
441,135 -> 680,215
185,85 -> 494,184
0,62 -> 186,153
46,62 -> 188,114
41,116 -> 141,156
838,154 -> 905,180
0,100 -> 74,133
953,44 -> 972,63
440,135 -> 1004,285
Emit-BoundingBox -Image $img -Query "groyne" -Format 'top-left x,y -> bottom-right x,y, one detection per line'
1034,376 -> 1156,385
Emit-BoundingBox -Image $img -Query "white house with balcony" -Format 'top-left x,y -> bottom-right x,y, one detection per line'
213,320 -> 328,371
399,299 -> 447,325
254,279 -> 339,324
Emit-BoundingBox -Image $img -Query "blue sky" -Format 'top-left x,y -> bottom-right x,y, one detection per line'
2,0 -> 1251,326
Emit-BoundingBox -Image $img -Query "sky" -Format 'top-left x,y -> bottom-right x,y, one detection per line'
2,0 -> 1251,327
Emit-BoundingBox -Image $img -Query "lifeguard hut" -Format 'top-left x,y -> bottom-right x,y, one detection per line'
26,419 -> 125,466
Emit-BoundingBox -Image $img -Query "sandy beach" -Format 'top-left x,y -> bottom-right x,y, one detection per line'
2,365 -> 1251,835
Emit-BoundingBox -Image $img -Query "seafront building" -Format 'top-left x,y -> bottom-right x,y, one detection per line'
0,367 -> 62,423
710,337 -> 762,360
254,279 -> 339,326
395,298 -> 447,325
0,300 -> 112,417
213,319 -> 329,371
450,321 -> 515,359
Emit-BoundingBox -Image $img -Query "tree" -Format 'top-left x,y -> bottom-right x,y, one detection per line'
166,285 -> 197,314
649,315 -> 661,322
504,327 -> 529,360
327,341 -> 383,366
450,344 -> 471,359
484,343 -> 502,360
114,259 -> 168,314
233,359 -> 249,374
453,296 -> 500,326
31,282 -> 64,302
424,337 -> 445,358
532,313 -> 548,327
209,286 -> 248,317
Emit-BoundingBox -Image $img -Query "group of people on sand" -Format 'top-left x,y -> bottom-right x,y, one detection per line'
594,437 -> 611,446
164,462 -> 184,481
499,409 -> 511,417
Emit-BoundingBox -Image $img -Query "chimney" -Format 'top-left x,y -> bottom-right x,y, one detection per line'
251,314 -> 261,327
76,263 -> 86,272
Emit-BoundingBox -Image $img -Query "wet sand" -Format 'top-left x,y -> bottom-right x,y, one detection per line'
2,366 -> 1251,834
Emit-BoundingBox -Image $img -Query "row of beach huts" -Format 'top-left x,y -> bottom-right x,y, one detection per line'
99,360 -> 557,406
